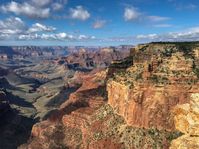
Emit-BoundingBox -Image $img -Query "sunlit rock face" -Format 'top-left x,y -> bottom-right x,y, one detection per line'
170,93 -> 199,149
107,81 -> 193,131
107,43 -> 199,131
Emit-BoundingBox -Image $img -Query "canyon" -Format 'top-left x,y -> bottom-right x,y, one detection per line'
14,42 -> 199,149
0,46 -> 129,149
0,42 -> 199,148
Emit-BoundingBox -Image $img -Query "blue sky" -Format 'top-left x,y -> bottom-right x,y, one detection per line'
0,0 -> 199,46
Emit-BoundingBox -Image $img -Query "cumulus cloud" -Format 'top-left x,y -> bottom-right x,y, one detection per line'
0,17 -> 26,35
0,16 -> 95,41
124,7 -> 140,21
28,23 -> 56,33
69,6 -> 90,21
1,1 -> 50,19
93,20 -> 106,29
0,0 -> 95,42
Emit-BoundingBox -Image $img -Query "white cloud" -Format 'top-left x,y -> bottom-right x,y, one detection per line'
136,27 -> 199,41
18,34 -> 40,40
93,20 -> 106,29
28,23 -> 56,33
1,1 -> 50,19
55,32 -> 74,40
0,34 -> 9,40
17,33 -> 95,41
0,17 -> 26,35
124,7 -> 140,21
0,16 -> 95,42
148,16 -> 171,22
123,6 -> 171,25
100,26 -> 199,43
69,6 -> 90,21
31,0 -> 51,7
52,3 -> 63,11
136,34 -> 158,40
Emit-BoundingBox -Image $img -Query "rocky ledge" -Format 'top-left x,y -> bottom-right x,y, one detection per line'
107,42 -> 199,131
170,93 -> 199,149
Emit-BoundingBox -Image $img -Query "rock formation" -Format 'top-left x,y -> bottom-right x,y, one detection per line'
170,93 -> 199,149
107,43 -> 199,131
65,48 -> 129,69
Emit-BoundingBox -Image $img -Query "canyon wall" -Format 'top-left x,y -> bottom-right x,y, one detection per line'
107,43 -> 199,131
170,93 -> 199,149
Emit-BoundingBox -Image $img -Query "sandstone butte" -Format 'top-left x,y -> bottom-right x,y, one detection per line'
19,42 -> 199,149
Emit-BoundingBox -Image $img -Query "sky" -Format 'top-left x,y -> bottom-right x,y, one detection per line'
0,0 -> 199,46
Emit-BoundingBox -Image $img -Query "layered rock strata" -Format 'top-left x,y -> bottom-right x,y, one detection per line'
107,43 -> 199,131
170,93 -> 199,149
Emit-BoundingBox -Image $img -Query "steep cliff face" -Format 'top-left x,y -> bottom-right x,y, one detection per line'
170,93 -> 199,149
107,81 -> 192,131
107,43 -> 199,131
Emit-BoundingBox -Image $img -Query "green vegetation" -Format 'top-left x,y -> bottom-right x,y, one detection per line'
151,41 -> 198,58
93,131 -> 104,141
150,75 -> 169,84
91,104 -> 182,149
193,68 -> 199,78
151,41 -> 199,45
110,56 -> 133,68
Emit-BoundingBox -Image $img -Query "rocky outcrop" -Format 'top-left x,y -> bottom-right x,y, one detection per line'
107,43 -> 199,131
107,81 -> 195,131
170,93 -> 199,149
